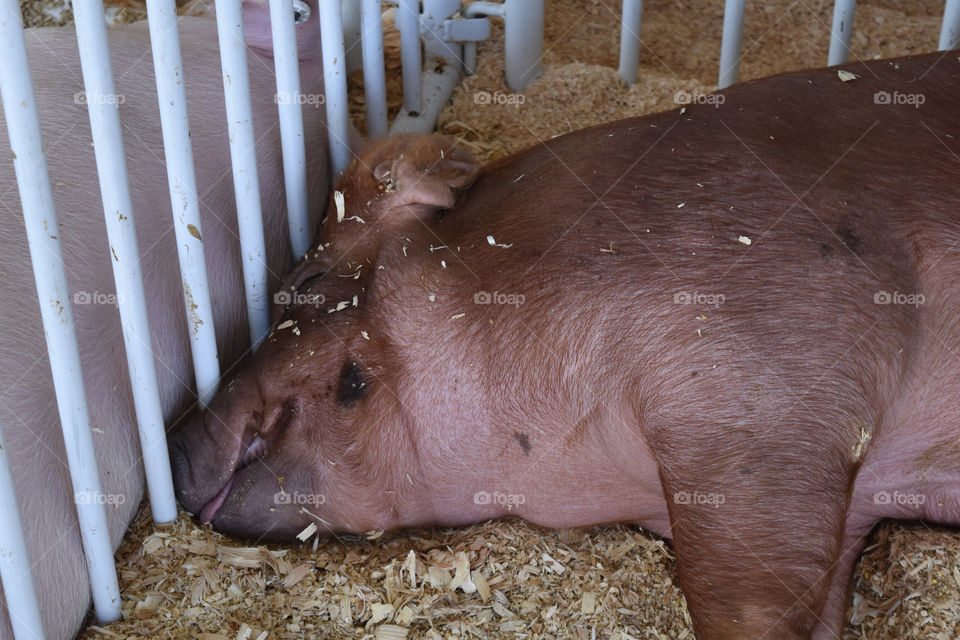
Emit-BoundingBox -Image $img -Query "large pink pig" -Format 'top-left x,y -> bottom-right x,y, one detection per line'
0,2 -> 344,638
172,51 -> 960,639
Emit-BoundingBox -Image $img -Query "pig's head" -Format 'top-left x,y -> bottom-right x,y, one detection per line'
169,136 -> 478,540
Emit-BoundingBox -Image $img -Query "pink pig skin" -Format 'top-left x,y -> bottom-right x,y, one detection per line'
0,2 -> 348,638
173,52 -> 960,640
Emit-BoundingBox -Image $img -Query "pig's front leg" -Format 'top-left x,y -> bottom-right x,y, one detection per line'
651,419 -> 860,639
810,524 -> 873,640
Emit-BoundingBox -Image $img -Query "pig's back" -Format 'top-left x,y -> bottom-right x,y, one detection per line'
424,52 -> 957,465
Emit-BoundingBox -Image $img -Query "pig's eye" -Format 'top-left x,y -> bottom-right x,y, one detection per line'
336,360 -> 367,407
295,273 -> 324,295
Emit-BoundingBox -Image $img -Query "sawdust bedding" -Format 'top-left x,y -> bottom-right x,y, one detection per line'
14,0 -> 958,638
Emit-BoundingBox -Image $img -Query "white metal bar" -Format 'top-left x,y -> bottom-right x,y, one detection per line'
463,42 -> 478,75
0,0 -> 122,623
941,0 -> 960,50
618,0 -> 643,86
319,0 -> 352,176
361,0 -> 388,138
718,0 -> 745,88
828,0 -> 857,65
145,0 -> 220,407
464,2 -> 503,18
422,0 -> 462,63
391,0 -> 462,134
503,0 -> 544,91
270,0 -> 311,259
462,2 -> 503,77
214,0 -> 271,348
0,420 -> 45,640
389,58 -> 461,134
397,0 -> 422,114
341,0 -> 364,72
72,0 -> 177,523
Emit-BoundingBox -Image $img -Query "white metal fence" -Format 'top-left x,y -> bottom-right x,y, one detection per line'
0,0 -> 957,638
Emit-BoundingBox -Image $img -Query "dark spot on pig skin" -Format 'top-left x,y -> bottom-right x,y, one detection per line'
513,432 -> 532,455
838,226 -> 862,255
336,361 -> 367,408
819,242 -> 833,258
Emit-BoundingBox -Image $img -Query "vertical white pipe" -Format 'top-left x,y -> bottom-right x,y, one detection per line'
341,0 -> 364,72
390,0 -> 461,134
214,0 -> 271,348
269,0 -> 311,259
361,0 -> 388,138
463,41 -> 478,75
718,0 -> 745,88
0,0 -> 122,623
828,0 -> 857,65
72,0 -> 177,523
397,0 -> 422,114
0,420 -> 45,640
503,0 -> 544,91
618,0 -> 643,86
940,0 -> 960,50
319,0 -> 352,176
462,2 -> 504,76
145,0 -> 220,407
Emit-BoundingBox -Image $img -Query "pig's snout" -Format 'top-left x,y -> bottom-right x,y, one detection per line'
170,376 -> 316,539
169,405 -> 254,522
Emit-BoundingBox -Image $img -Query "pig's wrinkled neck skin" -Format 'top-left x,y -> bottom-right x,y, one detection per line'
367,262 -> 674,538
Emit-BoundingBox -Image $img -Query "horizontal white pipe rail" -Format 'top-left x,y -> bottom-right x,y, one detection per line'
270,0 -> 312,259
146,0 -> 220,408
828,0 -> 857,65
319,0 -> 352,177
0,0 -> 122,626
73,0 -> 177,524
0,419 -> 45,640
215,0 -> 271,348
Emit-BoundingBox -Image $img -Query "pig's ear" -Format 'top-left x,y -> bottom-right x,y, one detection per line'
372,136 -> 479,211
271,255 -> 326,324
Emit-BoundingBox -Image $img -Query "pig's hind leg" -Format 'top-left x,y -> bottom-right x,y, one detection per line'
650,417 -> 862,640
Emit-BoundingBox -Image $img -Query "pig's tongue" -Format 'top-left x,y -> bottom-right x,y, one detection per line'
200,476 -> 235,524
199,436 -> 268,523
